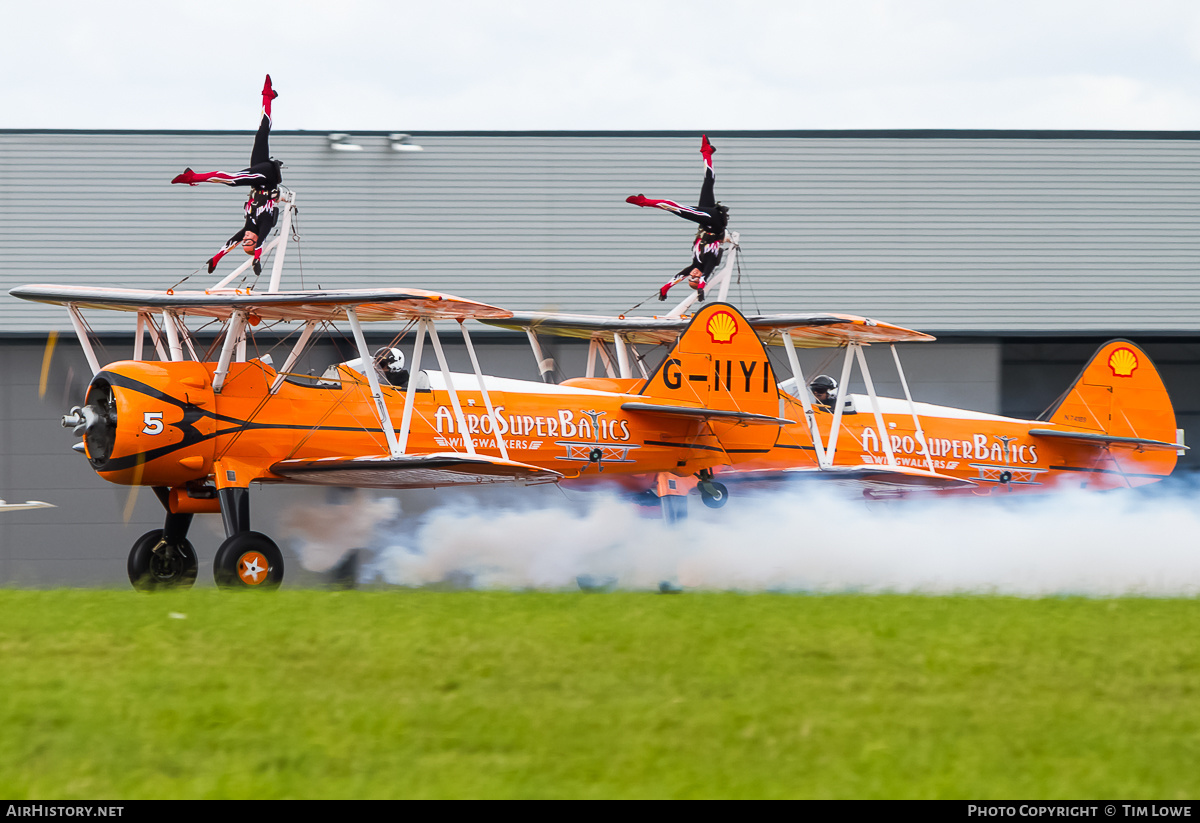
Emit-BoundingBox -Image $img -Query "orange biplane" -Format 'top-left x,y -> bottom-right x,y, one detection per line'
10,230 -> 1183,591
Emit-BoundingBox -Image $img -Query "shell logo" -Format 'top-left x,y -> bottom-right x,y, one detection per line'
707,311 -> 738,344
1108,347 -> 1138,377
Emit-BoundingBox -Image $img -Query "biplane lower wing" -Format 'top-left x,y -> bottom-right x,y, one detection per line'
270,453 -> 564,489
731,464 -> 978,492
621,402 -> 790,426
1027,429 -> 1183,451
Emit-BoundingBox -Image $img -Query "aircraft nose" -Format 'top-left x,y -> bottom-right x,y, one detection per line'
62,405 -> 100,436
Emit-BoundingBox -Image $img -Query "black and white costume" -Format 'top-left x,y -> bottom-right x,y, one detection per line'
171,75 -> 282,274
626,134 -> 729,301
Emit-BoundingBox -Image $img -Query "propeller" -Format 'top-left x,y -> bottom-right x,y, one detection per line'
39,330 -> 89,408
122,454 -> 145,525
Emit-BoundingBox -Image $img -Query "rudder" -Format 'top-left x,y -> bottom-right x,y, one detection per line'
1043,340 -> 1176,444
640,303 -> 780,417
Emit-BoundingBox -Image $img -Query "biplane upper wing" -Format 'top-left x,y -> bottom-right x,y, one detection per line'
745,313 -> 936,348
481,312 -> 689,345
270,453 -> 563,489
8,285 -> 513,322
481,310 -> 933,347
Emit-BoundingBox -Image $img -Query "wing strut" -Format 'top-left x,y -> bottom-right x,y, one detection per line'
346,307 -> 403,458
396,319 -> 426,454
781,333 -> 829,468
162,310 -> 184,361
68,305 -> 101,376
460,321 -> 509,460
133,312 -> 145,361
827,342 -> 856,458
425,319 -> 477,456
890,344 -> 936,474
138,312 -> 168,362
270,320 -> 317,394
854,344 -> 898,468
524,329 -> 556,383
586,338 -> 617,378
613,334 -> 633,378
213,311 -> 247,393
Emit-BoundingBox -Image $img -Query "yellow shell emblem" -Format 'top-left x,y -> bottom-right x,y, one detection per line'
1108,347 -> 1138,377
707,310 -> 738,344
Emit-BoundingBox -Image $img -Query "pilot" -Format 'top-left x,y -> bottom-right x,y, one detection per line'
171,75 -> 283,277
809,374 -> 837,409
374,347 -> 410,389
626,134 -> 729,302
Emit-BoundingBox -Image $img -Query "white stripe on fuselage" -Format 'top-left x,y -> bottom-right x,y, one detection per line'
844,393 -> 1031,423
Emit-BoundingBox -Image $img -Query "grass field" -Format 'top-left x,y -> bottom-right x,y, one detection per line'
0,589 -> 1197,799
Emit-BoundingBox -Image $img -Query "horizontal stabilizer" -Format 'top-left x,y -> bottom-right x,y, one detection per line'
621,402 -> 790,426
271,453 -> 563,489
1027,428 -> 1185,451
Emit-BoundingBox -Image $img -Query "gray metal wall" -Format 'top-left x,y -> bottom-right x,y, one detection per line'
3,130 -> 1200,334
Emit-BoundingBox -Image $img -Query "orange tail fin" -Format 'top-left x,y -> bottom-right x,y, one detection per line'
639,302 -> 780,417
1042,340 -> 1177,444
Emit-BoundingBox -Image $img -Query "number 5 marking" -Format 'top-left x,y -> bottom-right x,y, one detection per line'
142,412 -> 164,435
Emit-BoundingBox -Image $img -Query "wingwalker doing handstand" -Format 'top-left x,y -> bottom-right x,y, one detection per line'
626,134 -> 729,301
171,75 -> 282,276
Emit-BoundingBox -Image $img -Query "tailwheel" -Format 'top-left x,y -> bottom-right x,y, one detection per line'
128,529 -> 198,592
698,480 -> 729,509
213,531 -> 284,590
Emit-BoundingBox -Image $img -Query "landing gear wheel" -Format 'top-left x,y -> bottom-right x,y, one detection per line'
213,531 -> 284,590
127,529 -> 198,592
699,481 -> 729,509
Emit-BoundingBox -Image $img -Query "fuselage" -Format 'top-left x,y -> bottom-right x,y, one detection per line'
80,359 -> 1176,497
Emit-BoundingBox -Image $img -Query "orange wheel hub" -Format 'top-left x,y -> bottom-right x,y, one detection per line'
237,551 -> 270,585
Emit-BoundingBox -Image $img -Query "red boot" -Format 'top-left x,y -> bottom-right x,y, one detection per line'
700,134 -> 715,162
207,247 -> 229,273
262,74 -> 278,117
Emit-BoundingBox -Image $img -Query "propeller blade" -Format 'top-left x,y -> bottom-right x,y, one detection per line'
122,454 -> 145,524
38,331 -> 58,400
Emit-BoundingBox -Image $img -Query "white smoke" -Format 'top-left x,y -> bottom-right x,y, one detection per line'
271,481 -> 1200,596
277,489 -> 399,573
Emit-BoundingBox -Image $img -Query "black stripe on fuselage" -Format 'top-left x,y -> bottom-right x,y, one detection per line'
97,370 -> 407,472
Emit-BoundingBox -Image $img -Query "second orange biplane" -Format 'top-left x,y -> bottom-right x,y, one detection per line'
10,228 -> 1183,592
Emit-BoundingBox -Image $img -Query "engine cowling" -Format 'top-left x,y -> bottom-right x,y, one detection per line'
71,361 -> 218,487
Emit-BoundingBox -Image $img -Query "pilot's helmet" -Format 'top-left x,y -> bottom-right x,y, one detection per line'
374,347 -> 405,373
808,374 -> 837,398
